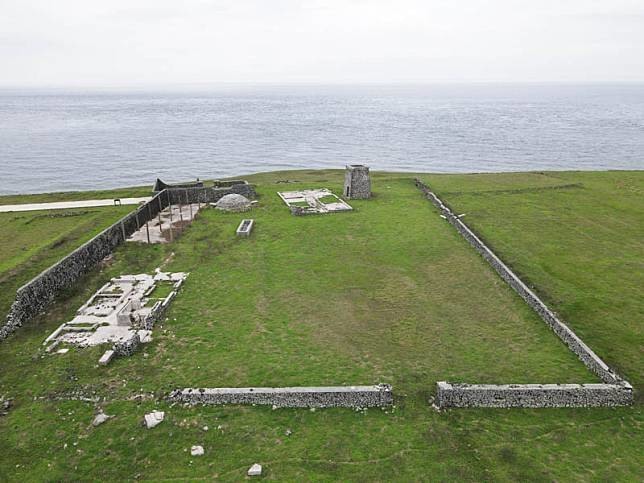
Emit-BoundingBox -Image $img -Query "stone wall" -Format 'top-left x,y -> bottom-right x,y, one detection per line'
167,182 -> 256,205
436,382 -> 633,408
414,179 -> 623,385
0,181 -> 254,342
414,179 -> 633,408
168,384 -> 393,408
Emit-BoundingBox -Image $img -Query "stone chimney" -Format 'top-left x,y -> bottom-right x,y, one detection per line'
343,165 -> 371,199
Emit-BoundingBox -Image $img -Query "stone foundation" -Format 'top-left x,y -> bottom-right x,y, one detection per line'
168,384 -> 393,408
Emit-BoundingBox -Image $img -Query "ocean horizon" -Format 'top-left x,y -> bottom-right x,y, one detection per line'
1,83 -> 643,195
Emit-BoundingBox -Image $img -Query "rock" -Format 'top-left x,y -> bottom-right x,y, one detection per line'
202,426 -> 209,431
214,194 -> 252,212
92,412 -> 112,427
190,445 -> 204,456
144,410 -> 165,429
285,428 -> 292,436
247,463 -> 262,476
98,350 -> 115,366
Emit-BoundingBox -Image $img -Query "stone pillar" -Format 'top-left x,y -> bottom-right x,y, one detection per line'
343,165 -> 371,199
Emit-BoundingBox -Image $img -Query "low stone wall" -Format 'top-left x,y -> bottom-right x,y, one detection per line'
436,382 -> 633,408
167,182 -> 256,205
415,179 -> 633,409
168,384 -> 393,408
0,182 -> 254,342
0,191 -> 170,342
414,179 -> 622,385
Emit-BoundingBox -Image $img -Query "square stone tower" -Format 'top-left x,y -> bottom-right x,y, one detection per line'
343,165 -> 371,199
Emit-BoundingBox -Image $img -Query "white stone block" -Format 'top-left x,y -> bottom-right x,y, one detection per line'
247,463 -> 262,476
190,445 -> 204,456
98,350 -> 115,366
144,410 -> 165,429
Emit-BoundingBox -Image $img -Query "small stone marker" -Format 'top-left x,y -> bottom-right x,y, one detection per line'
190,445 -> 204,456
247,463 -> 262,476
144,410 -> 165,429
98,350 -> 115,366
92,412 -> 112,427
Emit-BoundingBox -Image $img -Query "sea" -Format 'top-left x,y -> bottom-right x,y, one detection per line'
1,83 -> 643,195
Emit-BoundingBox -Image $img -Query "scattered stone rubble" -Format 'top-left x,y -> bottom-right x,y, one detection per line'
277,189 -> 352,215
43,270 -> 187,364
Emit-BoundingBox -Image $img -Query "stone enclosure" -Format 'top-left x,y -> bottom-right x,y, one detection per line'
0,181 -> 255,342
414,179 -> 632,408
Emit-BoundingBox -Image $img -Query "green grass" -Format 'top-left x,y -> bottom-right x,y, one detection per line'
0,206 -> 137,319
423,171 -> 644,390
0,169 -> 642,481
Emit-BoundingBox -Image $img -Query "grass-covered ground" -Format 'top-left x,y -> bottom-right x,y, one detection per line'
0,170 -> 641,481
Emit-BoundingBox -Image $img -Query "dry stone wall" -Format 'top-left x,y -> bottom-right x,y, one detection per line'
0,182 -> 255,342
168,384 -> 393,408
414,179 -> 633,408
436,382 -> 632,408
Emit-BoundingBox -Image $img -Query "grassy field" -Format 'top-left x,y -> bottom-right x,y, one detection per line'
0,170 -> 641,481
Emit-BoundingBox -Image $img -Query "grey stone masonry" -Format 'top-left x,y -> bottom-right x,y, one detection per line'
436,382 -> 633,408
0,181 -> 254,343
343,165 -> 371,199
168,384 -> 393,408
414,179 -> 625,385
414,178 -> 633,409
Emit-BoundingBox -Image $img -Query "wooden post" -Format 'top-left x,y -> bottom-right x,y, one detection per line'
145,221 -> 151,244
120,220 -> 126,241
158,210 -> 163,233
187,189 -> 193,219
168,191 -> 174,242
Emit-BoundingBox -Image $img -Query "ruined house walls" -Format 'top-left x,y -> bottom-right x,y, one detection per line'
0,183 -> 256,342
414,179 -> 632,408
0,191 -> 170,341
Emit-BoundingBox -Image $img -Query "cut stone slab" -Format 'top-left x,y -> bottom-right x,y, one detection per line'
92,412 -> 112,427
190,445 -> 204,456
98,350 -> 115,366
247,463 -> 262,476
144,410 -> 165,429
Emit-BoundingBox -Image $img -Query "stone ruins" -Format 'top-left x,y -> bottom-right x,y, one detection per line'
127,203 -> 202,244
277,188 -> 352,215
43,270 -> 187,363
343,165 -> 371,199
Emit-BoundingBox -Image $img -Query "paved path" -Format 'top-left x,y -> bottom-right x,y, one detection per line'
0,197 -> 151,213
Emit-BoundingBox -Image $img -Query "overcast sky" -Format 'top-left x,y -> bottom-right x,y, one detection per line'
1,0 -> 643,87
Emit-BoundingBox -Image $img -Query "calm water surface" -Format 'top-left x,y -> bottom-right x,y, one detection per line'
1,84 -> 643,194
